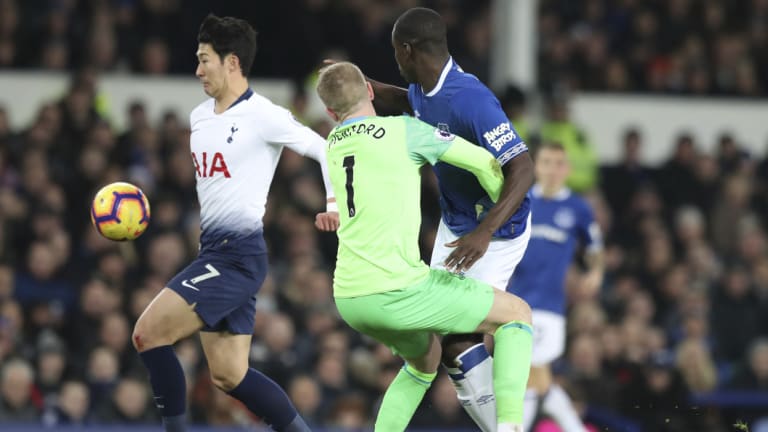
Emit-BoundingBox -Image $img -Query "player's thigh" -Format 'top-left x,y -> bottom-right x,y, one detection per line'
475,289 -> 532,335
166,252 -> 267,334
199,331 -> 252,391
402,333 -> 442,374
133,287 -> 204,351
376,330 -> 434,363
402,270 -> 497,335
336,271 -> 495,341
530,309 -> 566,366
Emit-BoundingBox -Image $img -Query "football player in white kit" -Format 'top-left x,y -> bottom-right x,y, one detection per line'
131,15 -> 337,432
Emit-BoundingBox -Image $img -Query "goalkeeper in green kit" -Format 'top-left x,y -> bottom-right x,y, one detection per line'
316,61 -> 533,432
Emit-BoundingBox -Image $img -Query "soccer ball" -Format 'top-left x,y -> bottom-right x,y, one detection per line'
90,182 -> 151,241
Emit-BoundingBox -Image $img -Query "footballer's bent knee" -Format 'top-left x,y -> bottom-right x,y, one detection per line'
132,317 -> 175,352
506,293 -> 532,324
209,364 -> 248,392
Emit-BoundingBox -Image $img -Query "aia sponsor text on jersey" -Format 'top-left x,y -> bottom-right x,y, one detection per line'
192,151 -> 231,178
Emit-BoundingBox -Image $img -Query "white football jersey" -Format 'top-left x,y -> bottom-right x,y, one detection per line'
189,90 -> 325,242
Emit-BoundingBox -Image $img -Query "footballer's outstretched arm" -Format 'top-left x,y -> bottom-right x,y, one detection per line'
405,117 -> 502,199
578,213 -> 605,299
581,248 -> 605,296
441,89 -> 535,271
367,78 -> 413,115
474,153 -> 534,236
263,106 -> 339,231
442,153 -> 534,272
437,138 -> 504,202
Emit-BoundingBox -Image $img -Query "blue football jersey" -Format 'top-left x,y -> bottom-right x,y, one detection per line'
407,57 -> 530,239
507,185 -> 602,314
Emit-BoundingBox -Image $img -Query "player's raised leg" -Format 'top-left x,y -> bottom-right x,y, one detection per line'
375,333 -> 441,431
132,288 -> 204,432
474,289 -> 534,432
200,331 -> 310,432
433,216 -> 532,432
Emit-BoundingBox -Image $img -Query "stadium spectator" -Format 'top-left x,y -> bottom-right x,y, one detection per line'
540,97 -> 599,192
322,395 -> 367,430
600,128 -> 654,218
85,346 -> 120,414
0,358 -> 38,422
288,375 -> 323,427
35,335 -> 68,407
412,375 -> 477,430
729,338 -> 768,391
42,380 -> 91,426
96,376 -> 157,424
252,312 -> 301,388
675,338 -> 718,394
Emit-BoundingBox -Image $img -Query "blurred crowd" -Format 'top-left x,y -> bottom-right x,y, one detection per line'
0,0 -> 492,85
540,0 -> 768,96
2,0 -> 767,98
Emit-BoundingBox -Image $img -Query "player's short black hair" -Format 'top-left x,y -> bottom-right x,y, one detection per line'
538,142 -> 566,153
393,7 -> 448,56
197,14 -> 257,76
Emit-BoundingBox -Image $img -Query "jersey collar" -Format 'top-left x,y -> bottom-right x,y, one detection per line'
340,116 -> 369,126
226,88 -> 254,110
424,57 -> 453,97
532,183 -> 571,200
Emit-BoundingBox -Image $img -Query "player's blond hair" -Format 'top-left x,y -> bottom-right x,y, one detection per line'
316,62 -> 368,121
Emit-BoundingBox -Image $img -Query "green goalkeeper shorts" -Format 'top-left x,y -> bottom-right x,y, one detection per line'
334,268 -> 495,359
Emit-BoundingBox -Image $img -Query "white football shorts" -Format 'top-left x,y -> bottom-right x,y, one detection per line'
430,213 -> 532,290
530,309 -> 566,366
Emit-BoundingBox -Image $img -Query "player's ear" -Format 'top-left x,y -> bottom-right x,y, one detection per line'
325,107 -> 339,122
366,81 -> 374,101
403,42 -> 412,58
227,53 -> 239,73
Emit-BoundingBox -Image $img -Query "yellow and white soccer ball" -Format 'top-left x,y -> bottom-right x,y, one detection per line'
90,182 -> 151,241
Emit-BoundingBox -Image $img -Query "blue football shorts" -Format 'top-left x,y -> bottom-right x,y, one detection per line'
167,232 -> 268,334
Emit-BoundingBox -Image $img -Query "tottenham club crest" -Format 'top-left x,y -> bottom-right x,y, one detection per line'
227,124 -> 238,143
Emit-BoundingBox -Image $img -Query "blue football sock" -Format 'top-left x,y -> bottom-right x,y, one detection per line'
228,368 -> 310,432
139,345 -> 187,432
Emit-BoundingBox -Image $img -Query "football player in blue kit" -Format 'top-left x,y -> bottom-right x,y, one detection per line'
509,142 -> 604,432
351,7 -> 535,431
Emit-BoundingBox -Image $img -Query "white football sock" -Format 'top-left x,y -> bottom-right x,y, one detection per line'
522,388 -> 539,431
497,423 -> 524,432
541,384 -> 587,432
445,343 -> 497,432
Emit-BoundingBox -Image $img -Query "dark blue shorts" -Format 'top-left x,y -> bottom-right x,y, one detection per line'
167,231 -> 268,335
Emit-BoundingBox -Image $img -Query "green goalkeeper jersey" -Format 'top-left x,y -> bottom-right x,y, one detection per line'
328,115 -> 503,298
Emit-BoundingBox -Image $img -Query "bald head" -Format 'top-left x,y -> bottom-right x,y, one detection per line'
392,7 -> 448,56
317,62 -> 371,121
